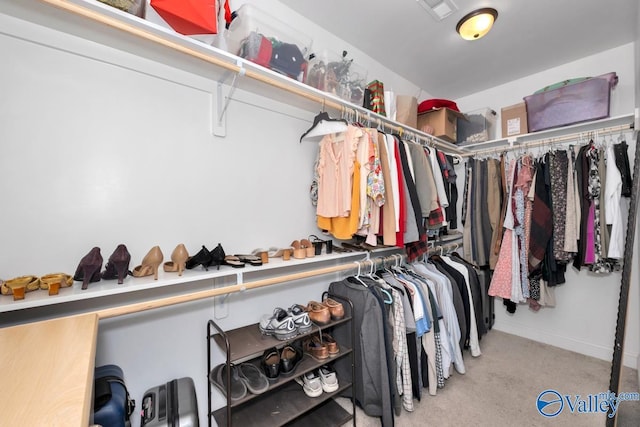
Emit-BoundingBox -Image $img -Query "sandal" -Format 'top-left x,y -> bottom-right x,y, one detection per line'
224,255 -> 245,268
1,275 -> 41,301
40,273 -> 73,296
290,241 -> 306,259
300,239 -> 315,258
252,247 -> 290,258
234,254 -> 262,266
309,235 -> 333,255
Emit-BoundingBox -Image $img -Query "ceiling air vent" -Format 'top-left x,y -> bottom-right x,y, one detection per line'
418,0 -> 458,21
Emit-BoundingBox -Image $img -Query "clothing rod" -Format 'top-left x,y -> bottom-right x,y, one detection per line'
463,123 -> 634,158
39,0 -> 466,156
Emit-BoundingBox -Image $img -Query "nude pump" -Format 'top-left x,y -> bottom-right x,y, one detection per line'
132,246 -> 164,280
163,244 -> 189,276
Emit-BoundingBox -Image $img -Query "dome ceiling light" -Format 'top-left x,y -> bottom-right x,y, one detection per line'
456,7 -> 498,40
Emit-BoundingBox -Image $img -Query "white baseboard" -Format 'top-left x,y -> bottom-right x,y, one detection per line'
493,321 -> 639,369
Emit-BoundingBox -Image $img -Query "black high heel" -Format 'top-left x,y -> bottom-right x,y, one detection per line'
101,244 -> 131,284
73,247 -> 103,290
207,243 -> 226,270
185,245 -> 214,271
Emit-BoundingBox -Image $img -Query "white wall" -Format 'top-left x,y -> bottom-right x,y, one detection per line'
0,2 -> 423,426
455,43 -> 639,369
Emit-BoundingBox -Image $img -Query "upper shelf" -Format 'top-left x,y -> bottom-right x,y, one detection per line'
459,113 -> 636,154
0,0 -> 467,154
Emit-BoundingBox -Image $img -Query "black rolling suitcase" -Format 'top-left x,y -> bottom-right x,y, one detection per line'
140,377 -> 199,427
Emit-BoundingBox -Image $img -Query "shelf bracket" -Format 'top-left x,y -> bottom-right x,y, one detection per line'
214,272 -> 243,320
212,60 -> 245,137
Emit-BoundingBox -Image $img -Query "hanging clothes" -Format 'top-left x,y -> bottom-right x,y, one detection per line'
377,134 -> 397,246
329,277 -> 395,427
605,144 -> 624,258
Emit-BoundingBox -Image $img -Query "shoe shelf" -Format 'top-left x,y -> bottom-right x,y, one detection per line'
223,344 -> 352,409
212,381 -> 353,427
0,247 -> 399,316
207,294 -> 356,427
211,316 -> 352,363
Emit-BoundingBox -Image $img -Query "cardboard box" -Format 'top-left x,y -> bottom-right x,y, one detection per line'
417,108 -> 465,143
501,102 -> 528,137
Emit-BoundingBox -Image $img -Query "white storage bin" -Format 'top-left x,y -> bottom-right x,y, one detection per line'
224,4 -> 313,81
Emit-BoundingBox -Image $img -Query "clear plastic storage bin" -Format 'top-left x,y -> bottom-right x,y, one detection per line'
457,107 -> 497,144
224,4 -> 313,82
305,50 -> 367,106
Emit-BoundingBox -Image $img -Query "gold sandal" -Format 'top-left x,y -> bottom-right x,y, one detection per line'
40,273 -> 74,296
1,275 -> 41,301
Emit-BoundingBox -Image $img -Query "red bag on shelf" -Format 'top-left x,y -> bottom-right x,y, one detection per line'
150,0 -> 222,35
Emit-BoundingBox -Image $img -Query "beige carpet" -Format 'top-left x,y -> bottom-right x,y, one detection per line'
339,330 -> 640,426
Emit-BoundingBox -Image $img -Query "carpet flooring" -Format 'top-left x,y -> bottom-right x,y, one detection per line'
338,330 -> 640,426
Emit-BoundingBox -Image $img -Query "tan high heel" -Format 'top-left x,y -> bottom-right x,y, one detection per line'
133,246 -> 164,280
163,244 -> 189,276
301,239 -> 315,258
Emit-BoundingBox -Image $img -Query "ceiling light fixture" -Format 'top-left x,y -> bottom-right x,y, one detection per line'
456,7 -> 498,40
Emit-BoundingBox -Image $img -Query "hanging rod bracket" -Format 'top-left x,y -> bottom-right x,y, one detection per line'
212,60 -> 245,137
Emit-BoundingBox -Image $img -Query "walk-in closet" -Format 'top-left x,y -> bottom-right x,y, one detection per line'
1,0 -> 639,426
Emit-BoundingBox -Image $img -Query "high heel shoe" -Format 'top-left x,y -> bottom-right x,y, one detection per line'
1,275 -> 41,300
164,244 -> 189,276
132,246 -> 164,280
207,243 -> 226,270
185,245 -> 213,271
73,247 -> 103,290
101,244 -> 131,284
290,240 -> 306,259
300,239 -> 315,258
40,273 -> 73,296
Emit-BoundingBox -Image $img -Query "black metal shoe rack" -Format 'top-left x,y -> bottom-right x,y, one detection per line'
206,294 -> 356,427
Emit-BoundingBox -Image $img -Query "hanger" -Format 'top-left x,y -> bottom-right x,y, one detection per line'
350,261 -> 368,288
300,111 -> 348,142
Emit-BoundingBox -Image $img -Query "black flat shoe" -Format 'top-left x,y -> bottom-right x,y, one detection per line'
185,245 -> 213,270
261,347 -> 280,381
280,342 -> 303,376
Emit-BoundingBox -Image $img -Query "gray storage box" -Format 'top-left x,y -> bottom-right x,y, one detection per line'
141,377 -> 199,427
524,72 -> 617,132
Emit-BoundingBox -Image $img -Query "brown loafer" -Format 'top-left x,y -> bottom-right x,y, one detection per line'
323,298 -> 345,320
318,333 -> 339,355
306,301 -> 330,325
303,337 -> 329,360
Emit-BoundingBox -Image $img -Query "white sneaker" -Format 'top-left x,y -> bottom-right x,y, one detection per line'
294,371 -> 323,397
318,365 -> 339,393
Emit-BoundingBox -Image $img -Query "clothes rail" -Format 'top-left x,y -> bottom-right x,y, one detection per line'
462,122 -> 634,158
342,108 -> 468,155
